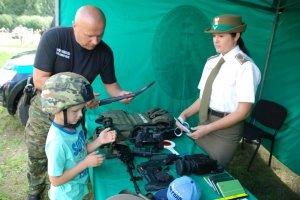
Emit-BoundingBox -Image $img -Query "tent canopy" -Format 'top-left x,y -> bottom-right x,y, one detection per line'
57,0 -> 300,175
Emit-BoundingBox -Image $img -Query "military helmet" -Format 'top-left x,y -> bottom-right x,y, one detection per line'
41,72 -> 94,115
205,14 -> 246,33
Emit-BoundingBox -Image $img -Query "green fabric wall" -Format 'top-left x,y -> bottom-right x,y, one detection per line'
259,4 -> 300,176
58,0 -> 300,175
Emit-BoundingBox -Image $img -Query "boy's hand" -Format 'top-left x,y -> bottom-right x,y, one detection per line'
84,151 -> 105,167
97,127 -> 117,145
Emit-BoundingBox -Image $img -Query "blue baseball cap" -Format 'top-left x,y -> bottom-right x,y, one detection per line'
154,176 -> 201,200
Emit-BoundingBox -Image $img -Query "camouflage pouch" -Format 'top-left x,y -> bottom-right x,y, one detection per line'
96,108 -> 174,141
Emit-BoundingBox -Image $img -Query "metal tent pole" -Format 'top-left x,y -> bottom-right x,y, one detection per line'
258,0 -> 282,99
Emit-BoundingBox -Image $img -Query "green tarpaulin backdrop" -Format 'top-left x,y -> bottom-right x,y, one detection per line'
58,0 -> 300,175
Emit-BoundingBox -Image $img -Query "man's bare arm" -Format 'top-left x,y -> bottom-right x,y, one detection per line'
104,82 -> 123,97
33,68 -> 52,90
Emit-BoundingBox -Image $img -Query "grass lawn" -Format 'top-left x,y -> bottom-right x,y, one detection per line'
228,144 -> 300,199
0,107 -> 27,200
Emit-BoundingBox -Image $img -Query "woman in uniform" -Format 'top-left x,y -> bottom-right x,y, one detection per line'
177,14 -> 261,167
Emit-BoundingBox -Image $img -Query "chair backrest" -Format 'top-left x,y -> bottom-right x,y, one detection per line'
251,99 -> 287,130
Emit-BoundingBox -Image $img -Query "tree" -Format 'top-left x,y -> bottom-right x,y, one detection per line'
0,14 -> 14,30
0,0 -> 54,30
37,0 -> 55,16
0,0 -> 54,16
0,1 -> 5,14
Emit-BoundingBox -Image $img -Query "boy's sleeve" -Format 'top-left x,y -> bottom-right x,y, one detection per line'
46,140 -> 66,177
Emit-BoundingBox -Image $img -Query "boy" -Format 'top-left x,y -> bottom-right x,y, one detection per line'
41,72 -> 116,200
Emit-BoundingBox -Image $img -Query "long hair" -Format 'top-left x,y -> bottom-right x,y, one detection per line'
231,33 -> 250,56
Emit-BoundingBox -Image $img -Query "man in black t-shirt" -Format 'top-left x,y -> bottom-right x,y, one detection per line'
25,5 -> 133,200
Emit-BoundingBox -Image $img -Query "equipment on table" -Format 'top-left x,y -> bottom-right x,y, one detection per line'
113,144 -> 145,197
96,108 -> 175,141
163,140 -> 179,155
176,154 -> 222,176
174,117 -> 192,136
137,154 -> 179,191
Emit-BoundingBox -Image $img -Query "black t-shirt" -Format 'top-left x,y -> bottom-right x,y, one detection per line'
34,27 -> 117,84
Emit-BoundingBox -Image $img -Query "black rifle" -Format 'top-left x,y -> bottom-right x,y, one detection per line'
114,144 -> 151,199
137,154 -> 179,191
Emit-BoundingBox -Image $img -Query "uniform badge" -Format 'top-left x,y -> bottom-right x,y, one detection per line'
235,53 -> 249,65
214,17 -> 220,25
213,17 -> 219,30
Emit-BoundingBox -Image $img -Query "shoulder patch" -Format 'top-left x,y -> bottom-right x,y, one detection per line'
235,53 -> 249,65
207,54 -> 219,61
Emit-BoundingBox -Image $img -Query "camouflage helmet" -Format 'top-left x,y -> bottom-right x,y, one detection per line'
41,72 -> 94,115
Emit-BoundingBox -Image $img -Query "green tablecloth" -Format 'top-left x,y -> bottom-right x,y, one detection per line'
90,135 -> 257,200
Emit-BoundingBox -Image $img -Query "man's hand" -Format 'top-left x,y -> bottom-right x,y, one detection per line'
118,90 -> 133,104
104,82 -> 133,104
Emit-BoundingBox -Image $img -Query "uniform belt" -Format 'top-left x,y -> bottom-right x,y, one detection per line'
208,108 -> 230,118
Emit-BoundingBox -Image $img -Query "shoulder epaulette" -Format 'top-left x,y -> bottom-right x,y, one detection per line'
235,53 -> 249,65
207,54 -> 219,61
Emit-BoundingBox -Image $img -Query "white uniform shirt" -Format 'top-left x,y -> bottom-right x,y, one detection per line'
198,46 -> 261,113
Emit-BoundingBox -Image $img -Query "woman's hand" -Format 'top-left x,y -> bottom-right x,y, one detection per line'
187,125 -> 210,140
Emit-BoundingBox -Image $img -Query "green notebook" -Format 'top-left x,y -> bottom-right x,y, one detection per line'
216,179 -> 245,197
207,172 -> 234,194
